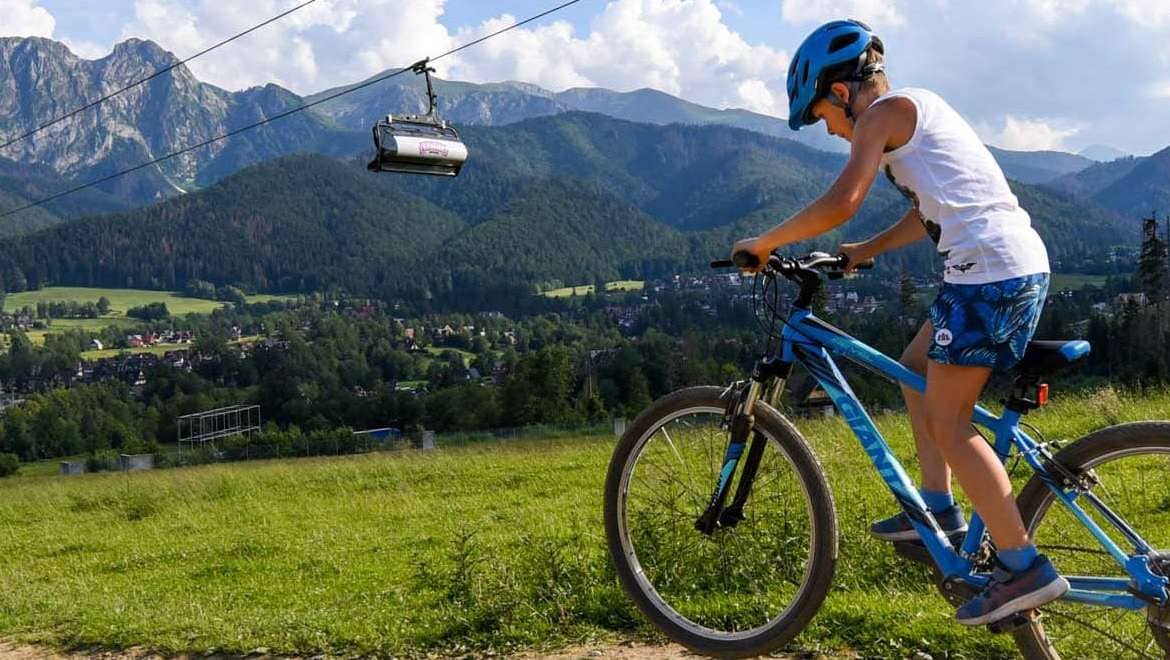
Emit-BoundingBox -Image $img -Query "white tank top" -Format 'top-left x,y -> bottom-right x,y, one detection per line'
874,88 -> 1050,284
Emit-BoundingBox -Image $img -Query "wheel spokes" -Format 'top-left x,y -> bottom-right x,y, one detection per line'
1024,448 -> 1170,658
621,409 -> 815,636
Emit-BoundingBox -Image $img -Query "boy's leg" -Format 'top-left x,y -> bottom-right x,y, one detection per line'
900,321 -> 951,493
924,359 -> 1068,625
922,360 -> 1027,548
870,321 -> 968,541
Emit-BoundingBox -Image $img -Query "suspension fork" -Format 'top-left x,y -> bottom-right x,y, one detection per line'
695,358 -> 792,535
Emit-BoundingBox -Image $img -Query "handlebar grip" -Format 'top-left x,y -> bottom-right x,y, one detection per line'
732,251 -> 759,269
837,253 -> 875,271
710,259 -> 734,269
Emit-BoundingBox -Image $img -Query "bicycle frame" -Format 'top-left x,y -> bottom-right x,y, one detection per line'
723,303 -> 1168,612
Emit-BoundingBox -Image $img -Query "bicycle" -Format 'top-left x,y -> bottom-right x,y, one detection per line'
603,251 -> 1170,659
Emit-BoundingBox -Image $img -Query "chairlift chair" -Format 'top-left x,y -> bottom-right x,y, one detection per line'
368,59 -> 468,177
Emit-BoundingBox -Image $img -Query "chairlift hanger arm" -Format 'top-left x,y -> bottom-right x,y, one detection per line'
410,58 -> 439,118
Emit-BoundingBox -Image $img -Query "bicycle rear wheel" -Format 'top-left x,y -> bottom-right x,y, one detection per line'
1013,422 -> 1170,659
603,386 -> 837,658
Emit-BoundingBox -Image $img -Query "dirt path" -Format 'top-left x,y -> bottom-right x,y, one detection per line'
0,640 -> 829,659
0,641 -> 698,660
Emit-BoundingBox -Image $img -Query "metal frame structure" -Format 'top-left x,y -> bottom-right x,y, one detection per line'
177,404 -> 261,451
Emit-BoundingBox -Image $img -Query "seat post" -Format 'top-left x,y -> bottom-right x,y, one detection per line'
1003,375 -> 1048,414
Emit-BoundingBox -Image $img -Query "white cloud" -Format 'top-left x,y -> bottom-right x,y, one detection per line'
780,0 -> 905,28
1016,0 -> 1169,27
118,0 -> 449,92
121,0 -> 330,91
1149,80 -> 1170,99
1023,0 -> 1092,24
1107,0 -> 1170,27
0,1 -> 107,60
449,0 -> 790,115
0,0 -> 56,38
61,38 -> 111,59
975,115 -> 1082,152
108,0 -> 787,117
27,0 -> 1170,153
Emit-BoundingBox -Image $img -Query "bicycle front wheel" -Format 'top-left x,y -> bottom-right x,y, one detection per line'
1013,422 -> 1170,660
603,386 -> 837,658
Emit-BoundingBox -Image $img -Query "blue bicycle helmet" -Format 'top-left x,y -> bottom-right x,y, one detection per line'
786,19 -> 884,130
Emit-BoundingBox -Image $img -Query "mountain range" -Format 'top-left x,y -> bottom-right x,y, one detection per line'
0,36 -> 1160,304
0,112 -> 1134,308
0,37 -> 361,205
0,37 -> 1143,208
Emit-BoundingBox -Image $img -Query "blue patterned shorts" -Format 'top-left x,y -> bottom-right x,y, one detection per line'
927,273 -> 1050,371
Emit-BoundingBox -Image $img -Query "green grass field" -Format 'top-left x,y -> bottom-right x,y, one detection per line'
424,346 -> 475,367
1050,273 -> 1110,292
22,318 -> 141,346
1,387 -> 1168,657
79,342 -> 189,360
542,280 -> 645,298
3,288 -> 295,346
4,287 -> 227,317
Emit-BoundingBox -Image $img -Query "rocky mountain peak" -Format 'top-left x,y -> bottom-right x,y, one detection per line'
0,35 -> 339,203
106,38 -> 178,66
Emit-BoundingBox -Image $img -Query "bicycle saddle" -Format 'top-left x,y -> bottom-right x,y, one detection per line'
1016,340 -> 1091,376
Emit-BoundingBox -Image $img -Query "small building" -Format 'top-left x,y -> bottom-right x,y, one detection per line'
788,372 -> 836,418
1115,292 -> 1148,307
120,454 -> 155,471
59,462 -> 85,476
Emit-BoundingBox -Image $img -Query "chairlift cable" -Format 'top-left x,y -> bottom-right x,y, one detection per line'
0,0 -> 587,219
0,0 -> 320,153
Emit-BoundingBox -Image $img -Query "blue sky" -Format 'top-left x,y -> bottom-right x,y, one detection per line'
6,0 -> 1170,156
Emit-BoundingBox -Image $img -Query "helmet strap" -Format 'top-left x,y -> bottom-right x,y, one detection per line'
826,83 -> 860,124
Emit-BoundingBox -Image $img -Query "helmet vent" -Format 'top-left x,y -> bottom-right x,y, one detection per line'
828,32 -> 860,53
801,59 -> 810,85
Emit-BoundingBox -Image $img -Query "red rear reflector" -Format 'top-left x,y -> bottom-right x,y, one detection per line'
1037,383 -> 1049,406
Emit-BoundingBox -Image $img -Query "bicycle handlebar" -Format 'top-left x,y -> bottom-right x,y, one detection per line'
709,251 -> 875,273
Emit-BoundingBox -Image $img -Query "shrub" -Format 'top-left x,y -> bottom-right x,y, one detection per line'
0,452 -> 19,478
85,449 -> 120,473
126,302 -> 169,321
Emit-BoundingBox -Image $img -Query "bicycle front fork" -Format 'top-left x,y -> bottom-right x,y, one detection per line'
695,358 -> 792,536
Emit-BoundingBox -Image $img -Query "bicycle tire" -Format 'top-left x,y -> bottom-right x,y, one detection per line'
603,386 -> 838,658
1012,421 -> 1170,660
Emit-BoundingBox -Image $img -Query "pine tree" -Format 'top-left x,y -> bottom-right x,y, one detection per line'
1138,214 -> 1169,303
898,271 -> 920,318
811,284 -> 829,318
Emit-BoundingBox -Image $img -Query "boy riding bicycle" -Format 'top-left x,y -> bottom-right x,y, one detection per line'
731,19 -> 1068,625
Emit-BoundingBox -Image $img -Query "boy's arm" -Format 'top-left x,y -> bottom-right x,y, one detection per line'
841,207 -> 927,267
732,100 -> 912,267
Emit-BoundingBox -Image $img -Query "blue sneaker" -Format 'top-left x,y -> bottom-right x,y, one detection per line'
956,555 -> 1069,626
870,505 -> 968,542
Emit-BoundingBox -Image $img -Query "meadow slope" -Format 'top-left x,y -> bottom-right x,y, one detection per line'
1,388 -> 1167,658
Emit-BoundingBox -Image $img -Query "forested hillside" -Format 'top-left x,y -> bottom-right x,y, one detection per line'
0,113 -> 1136,308
1093,146 -> 1170,218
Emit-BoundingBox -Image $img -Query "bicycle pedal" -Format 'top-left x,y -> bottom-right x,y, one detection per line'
986,609 -> 1037,634
892,540 -> 933,566
891,531 -> 967,566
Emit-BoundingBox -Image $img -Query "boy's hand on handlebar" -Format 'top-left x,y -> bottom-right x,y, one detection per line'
837,241 -> 870,272
730,237 -> 771,273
